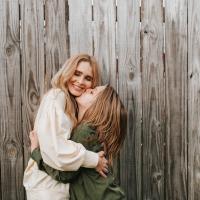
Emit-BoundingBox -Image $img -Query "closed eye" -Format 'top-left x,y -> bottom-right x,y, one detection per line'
85,76 -> 93,82
74,71 -> 82,76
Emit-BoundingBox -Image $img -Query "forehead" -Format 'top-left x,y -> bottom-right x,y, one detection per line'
76,61 -> 93,76
95,86 -> 106,92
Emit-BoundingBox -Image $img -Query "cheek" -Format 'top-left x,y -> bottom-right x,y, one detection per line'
84,81 -> 93,89
69,75 -> 76,83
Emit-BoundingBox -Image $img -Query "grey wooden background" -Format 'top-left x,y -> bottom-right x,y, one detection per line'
0,0 -> 200,200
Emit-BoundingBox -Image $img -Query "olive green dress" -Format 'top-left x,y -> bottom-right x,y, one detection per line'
31,124 -> 126,200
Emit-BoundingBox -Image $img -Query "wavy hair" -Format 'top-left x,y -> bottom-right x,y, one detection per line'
51,54 -> 100,126
81,86 -> 127,165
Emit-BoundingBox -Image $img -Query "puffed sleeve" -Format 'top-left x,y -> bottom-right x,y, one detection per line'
34,88 -> 99,171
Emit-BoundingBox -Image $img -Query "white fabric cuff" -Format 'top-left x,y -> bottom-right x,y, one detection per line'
82,150 -> 99,168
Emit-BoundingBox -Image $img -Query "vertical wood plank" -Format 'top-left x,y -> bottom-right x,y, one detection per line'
93,0 -> 116,87
21,0 -> 45,167
117,0 -> 142,199
165,0 -> 187,199
0,0 -> 24,199
68,0 -> 92,55
188,0 -> 200,199
141,0 -> 165,199
45,0 -> 69,91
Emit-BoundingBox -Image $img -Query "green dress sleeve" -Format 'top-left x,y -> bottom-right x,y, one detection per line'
31,147 -> 80,183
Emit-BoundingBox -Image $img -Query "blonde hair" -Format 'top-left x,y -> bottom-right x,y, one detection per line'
80,86 -> 127,165
51,54 -> 100,126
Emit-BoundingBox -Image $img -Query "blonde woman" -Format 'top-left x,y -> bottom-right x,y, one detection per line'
23,54 -> 108,200
30,85 -> 127,200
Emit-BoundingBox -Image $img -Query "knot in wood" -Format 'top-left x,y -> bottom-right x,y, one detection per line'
6,143 -> 17,159
128,65 -> 135,80
152,172 -> 162,182
129,72 -> 134,80
143,24 -> 157,40
30,91 -> 40,106
5,44 -> 15,57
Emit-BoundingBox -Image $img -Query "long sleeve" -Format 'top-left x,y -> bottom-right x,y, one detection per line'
34,88 -> 99,171
31,148 -> 80,184
31,125 -> 101,184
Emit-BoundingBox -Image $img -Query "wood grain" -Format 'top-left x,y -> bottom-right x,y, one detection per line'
93,0 -> 116,87
0,0 -> 23,199
21,0 -> 45,167
188,0 -> 200,199
141,0 -> 165,199
68,0 -> 93,55
1,0 -> 200,199
45,0 -> 69,91
117,0 -> 142,199
165,0 -> 188,199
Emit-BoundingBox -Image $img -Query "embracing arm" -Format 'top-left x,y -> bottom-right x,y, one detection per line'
34,89 -> 99,171
31,147 -> 80,183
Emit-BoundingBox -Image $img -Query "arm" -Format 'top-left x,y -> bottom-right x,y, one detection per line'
34,89 -> 99,171
29,124 -> 108,183
31,148 -> 80,183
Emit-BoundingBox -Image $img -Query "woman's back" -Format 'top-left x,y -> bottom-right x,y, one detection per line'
69,124 -> 126,200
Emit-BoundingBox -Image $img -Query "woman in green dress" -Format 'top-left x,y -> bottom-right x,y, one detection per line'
30,85 -> 127,200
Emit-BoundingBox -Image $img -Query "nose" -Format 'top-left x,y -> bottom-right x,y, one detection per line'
77,76 -> 84,85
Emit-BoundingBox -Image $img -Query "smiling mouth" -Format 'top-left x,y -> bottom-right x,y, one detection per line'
72,84 -> 84,91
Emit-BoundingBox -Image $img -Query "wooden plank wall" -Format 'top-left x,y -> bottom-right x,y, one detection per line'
188,0 -> 200,200
0,0 -> 200,200
0,1 -> 23,200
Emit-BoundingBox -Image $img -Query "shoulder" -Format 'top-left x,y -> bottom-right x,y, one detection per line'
47,88 -> 65,100
77,124 -> 95,133
45,88 -> 66,108
73,124 -> 96,138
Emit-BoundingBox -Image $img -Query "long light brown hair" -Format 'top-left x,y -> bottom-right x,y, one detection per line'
51,54 -> 100,126
80,86 -> 127,165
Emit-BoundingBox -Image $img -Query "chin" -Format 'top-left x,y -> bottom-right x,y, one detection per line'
72,92 -> 82,97
69,89 -> 83,97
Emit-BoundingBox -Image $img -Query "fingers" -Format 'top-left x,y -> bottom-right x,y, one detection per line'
96,165 -> 108,178
102,157 -> 108,168
29,130 -> 37,140
29,130 -> 39,152
98,170 -> 107,178
96,155 -> 109,178
102,166 -> 108,174
98,151 -> 105,157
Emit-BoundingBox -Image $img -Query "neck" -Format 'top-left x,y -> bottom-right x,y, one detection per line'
78,105 -> 87,122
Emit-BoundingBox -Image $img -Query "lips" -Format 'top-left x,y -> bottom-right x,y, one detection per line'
72,84 -> 84,92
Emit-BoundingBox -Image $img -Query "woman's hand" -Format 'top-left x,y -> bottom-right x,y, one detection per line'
29,130 -> 39,152
95,151 -> 108,178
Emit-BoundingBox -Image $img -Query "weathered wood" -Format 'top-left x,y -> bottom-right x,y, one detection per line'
0,0 -> 23,199
93,0 -> 116,87
141,0 -> 165,199
117,0 -> 142,199
165,0 -> 187,199
45,0 -> 69,91
68,0 -> 93,55
2,0 -> 200,199
188,0 -> 200,199
21,0 -> 45,168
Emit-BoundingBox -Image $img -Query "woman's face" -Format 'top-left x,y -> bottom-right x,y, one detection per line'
68,61 -> 93,97
76,86 -> 106,109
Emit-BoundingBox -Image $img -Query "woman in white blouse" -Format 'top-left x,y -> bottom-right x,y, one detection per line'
23,54 -> 108,200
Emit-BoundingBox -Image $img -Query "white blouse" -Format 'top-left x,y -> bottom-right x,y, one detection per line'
34,88 -> 98,170
23,88 -> 99,200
